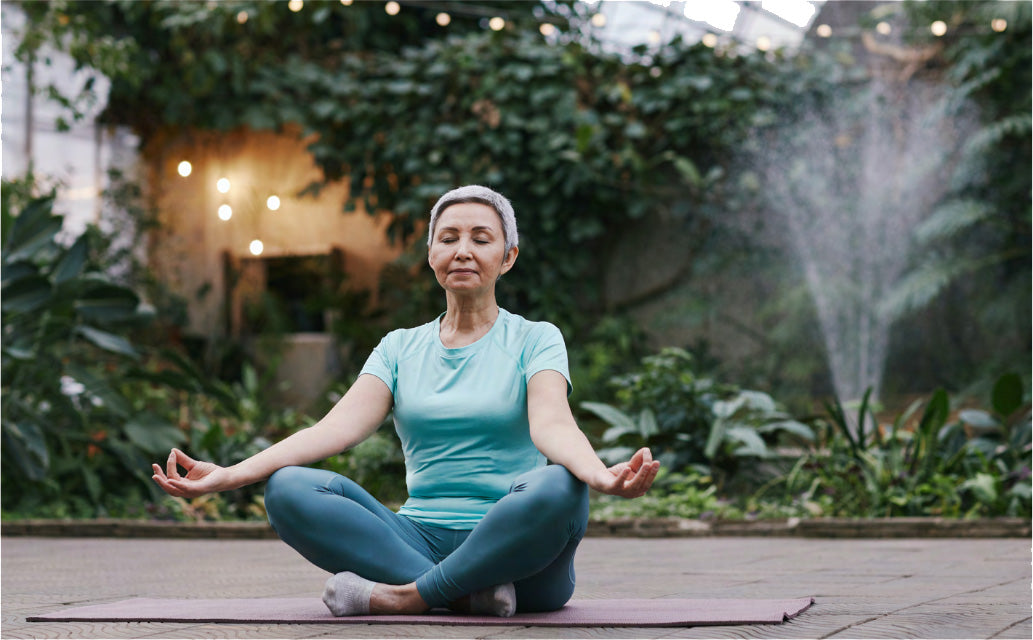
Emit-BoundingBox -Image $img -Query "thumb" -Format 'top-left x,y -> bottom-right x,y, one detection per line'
172,448 -> 199,472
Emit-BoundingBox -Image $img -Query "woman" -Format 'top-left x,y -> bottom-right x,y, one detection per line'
152,185 -> 660,617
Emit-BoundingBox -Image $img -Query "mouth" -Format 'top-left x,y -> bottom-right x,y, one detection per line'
450,269 -> 478,276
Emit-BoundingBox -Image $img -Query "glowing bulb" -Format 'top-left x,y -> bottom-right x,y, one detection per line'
266,195 -> 281,211
815,24 -> 832,38
385,2 -> 400,16
756,35 -> 771,51
649,66 -> 662,78
236,10 -> 248,24
218,205 -> 232,221
991,18 -> 1007,32
647,30 -> 661,44
489,17 -> 505,31
340,0 -> 353,5
930,20 -> 947,36
702,33 -> 718,47
539,23 -> 556,36
216,178 -> 230,193
876,21 -> 891,35
435,12 -> 451,26
591,13 -> 607,28
288,0 -> 303,12
177,161 -> 192,177
249,239 -> 264,256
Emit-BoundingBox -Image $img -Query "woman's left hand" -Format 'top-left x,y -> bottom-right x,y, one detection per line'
589,447 -> 660,499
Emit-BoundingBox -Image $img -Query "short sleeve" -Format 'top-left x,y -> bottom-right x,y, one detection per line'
359,332 -> 397,394
524,323 -> 573,395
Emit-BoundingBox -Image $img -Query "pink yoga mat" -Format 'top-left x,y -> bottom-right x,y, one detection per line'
28,596 -> 814,627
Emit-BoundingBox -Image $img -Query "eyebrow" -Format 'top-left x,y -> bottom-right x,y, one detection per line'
437,226 -> 497,234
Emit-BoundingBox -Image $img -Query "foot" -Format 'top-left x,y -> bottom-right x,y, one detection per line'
322,572 -> 375,616
469,583 -> 517,617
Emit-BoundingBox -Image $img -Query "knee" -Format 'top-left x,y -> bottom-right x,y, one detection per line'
510,466 -> 588,526
264,466 -> 317,522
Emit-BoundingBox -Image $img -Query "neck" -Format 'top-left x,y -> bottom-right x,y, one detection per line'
439,295 -> 500,346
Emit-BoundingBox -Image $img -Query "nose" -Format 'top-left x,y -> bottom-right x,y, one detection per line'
455,238 -> 474,258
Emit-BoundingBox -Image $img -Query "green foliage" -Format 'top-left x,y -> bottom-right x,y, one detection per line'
777,374 -> 1031,518
1,190 -> 165,512
581,347 -> 812,489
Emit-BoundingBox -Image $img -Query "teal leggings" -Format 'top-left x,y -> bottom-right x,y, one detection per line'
264,464 -> 589,612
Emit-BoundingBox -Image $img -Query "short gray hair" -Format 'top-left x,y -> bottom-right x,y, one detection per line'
427,185 -> 519,254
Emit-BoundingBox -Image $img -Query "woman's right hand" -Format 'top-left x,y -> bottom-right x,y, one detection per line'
151,448 -> 230,499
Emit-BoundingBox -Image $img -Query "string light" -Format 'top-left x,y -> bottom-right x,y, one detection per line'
816,24 -> 831,37
340,0 -> 353,5
489,17 -> 505,31
647,30 -> 661,44
218,205 -> 232,221
930,20 -> 947,36
288,0 -> 303,12
876,21 -> 891,35
266,195 -> 281,211
991,18 -> 1007,32
539,23 -> 556,36
177,161 -> 192,177
385,2 -> 400,16
249,240 -> 264,256
702,33 -> 718,47
236,11 -> 248,24
756,35 -> 771,51
436,12 -> 451,26
217,178 -> 231,193
591,13 -> 607,28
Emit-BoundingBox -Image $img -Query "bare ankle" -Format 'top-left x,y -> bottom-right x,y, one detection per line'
369,583 -> 429,615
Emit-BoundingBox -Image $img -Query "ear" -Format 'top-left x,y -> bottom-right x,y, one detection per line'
500,246 -> 519,275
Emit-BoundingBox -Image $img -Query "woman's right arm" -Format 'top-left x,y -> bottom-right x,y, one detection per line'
151,374 -> 393,499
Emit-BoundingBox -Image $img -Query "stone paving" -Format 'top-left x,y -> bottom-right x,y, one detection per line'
2,535 -> 1030,639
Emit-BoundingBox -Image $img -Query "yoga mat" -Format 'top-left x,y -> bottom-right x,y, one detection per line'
28,596 -> 814,627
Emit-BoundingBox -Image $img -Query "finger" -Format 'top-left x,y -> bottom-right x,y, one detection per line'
628,448 -> 645,471
152,474 -> 183,498
151,463 -> 165,479
166,450 -> 180,480
173,448 -> 198,471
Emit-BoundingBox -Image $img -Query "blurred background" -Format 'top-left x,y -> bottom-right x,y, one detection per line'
2,0 -> 1029,524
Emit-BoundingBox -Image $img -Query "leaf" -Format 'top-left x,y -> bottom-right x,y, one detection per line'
757,419 -> 815,441
991,373 -> 1024,417
52,234 -> 89,284
958,409 -> 999,431
961,472 -> 998,504
75,326 -> 139,359
725,425 -> 771,458
1,275 -> 53,314
124,414 -> 186,454
580,401 -> 636,432
914,199 -> 993,245
3,196 -> 60,260
73,283 -> 141,323
2,419 -> 50,480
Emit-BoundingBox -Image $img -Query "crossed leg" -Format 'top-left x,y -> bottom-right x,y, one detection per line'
264,465 -> 589,615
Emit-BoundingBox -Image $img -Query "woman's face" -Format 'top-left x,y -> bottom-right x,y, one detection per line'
428,202 -> 518,297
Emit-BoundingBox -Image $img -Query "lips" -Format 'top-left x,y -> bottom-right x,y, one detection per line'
450,269 -> 477,275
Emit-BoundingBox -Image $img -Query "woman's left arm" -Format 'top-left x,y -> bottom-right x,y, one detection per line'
528,370 -> 660,498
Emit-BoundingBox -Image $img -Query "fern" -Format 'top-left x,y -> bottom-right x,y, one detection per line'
915,199 -> 994,245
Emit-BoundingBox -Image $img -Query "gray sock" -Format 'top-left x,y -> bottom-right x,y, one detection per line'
322,572 -> 376,616
469,583 -> 516,617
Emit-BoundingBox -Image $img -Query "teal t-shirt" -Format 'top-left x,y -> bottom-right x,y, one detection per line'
359,308 -> 572,529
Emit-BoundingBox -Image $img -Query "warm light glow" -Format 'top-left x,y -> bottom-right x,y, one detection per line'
385,2 -> 400,16
216,178 -> 231,193
266,195 -> 281,211
649,66 -> 662,78
436,12 -> 451,26
816,24 -> 832,38
647,30 -> 661,44
539,23 -> 556,36
761,0 -> 816,28
876,21 -> 891,35
340,0 -> 353,5
218,205 -> 232,221
249,240 -> 264,256
684,0 -> 740,32
177,161 -> 192,177
702,33 -> 718,47
288,0 -> 303,12
236,11 -> 248,24
591,13 -> 607,28
489,17 -> 505,31
756,35 -> 771,51
930,20 -> 947,36
991,18 -> 1007,32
